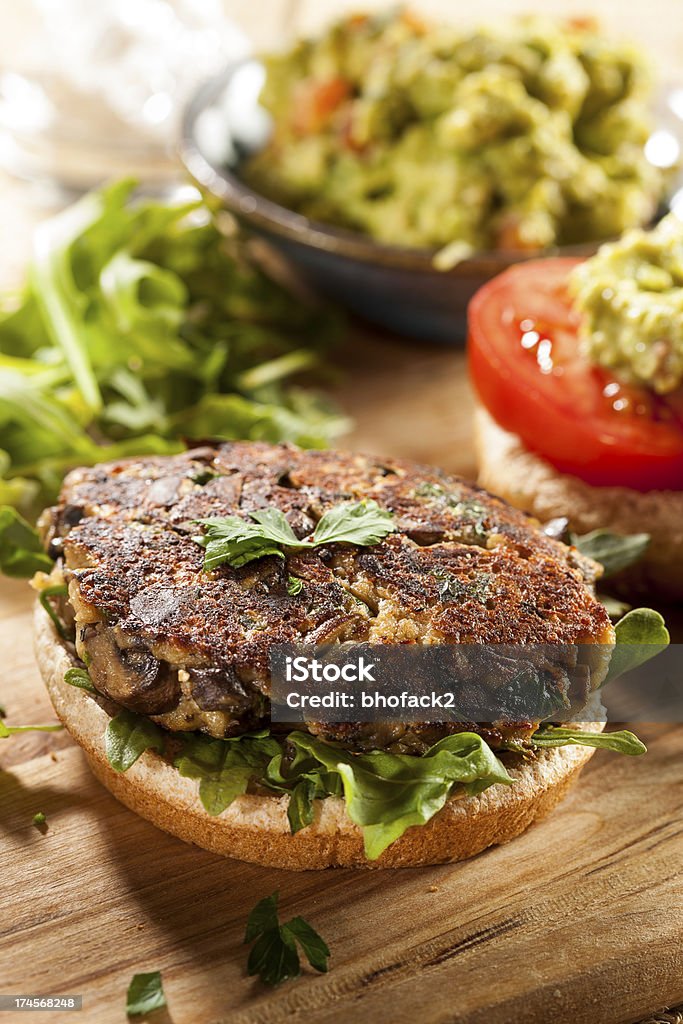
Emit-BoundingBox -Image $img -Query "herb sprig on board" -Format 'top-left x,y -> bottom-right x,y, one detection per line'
245,892 -> 330,987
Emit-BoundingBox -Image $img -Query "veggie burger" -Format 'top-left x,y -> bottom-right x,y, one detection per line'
33,442 -> 653,868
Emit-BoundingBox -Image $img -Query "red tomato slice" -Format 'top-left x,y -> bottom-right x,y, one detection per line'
467,258 -> 683,492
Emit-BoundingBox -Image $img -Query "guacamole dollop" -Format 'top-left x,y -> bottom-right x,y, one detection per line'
571,215 -> 683,393
245,9 -> 662,253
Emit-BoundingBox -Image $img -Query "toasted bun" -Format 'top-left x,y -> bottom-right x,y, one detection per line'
474,405 -> 683,602
35,606 -> 601,870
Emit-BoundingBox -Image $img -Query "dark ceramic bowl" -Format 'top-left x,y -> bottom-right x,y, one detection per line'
181,58 -> 682,344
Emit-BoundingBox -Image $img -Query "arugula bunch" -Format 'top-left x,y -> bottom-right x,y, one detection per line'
194,500 -> 395,570
0,180 -> 346,516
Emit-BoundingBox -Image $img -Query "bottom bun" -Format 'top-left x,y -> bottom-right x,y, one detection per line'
474,405 -> 683,602
36,606 -> 601,870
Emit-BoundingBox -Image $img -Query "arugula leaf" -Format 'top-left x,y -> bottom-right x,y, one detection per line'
604,607 -> 670,685
195,500 -> 394,571
0,506 -> 52,577
572,529 -> 650,577
274,731 -> 512,860
38,583 -> 69,639
245,892 -> 330,987
0,181 -> 346,531
105,710 -> 165,772
531,726 -> 646,755
126,971 -> 166,1017
286,779 -> 317,833
174,732 -> 281,815
64,667 -> 97,694
0,720 -> 62,738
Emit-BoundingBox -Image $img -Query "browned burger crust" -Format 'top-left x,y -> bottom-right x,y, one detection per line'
39,443 -> 613,748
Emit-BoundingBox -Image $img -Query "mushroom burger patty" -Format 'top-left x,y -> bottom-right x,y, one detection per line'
38,443 -> 613,754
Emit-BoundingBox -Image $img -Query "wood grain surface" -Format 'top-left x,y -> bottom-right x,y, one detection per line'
1,2 -> 682,1022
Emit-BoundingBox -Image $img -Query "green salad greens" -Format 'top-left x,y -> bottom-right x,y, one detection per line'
0,179 -> 346,517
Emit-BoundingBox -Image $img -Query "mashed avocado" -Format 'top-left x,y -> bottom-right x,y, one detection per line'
571,215 -> 683,393
244,9 -> 662,252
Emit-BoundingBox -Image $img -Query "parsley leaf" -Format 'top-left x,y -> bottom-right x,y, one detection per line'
287,575 -> 304,596
126,971 -> 166,1017
195,501 -> 394,571
105,710 -> 165,772
311,500 -> 395,547
193,514 -> 287,570
245,892 -> 330,987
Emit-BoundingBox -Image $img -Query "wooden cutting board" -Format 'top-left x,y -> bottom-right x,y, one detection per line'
0,0 -> 682,993
2,338 -> 683,1024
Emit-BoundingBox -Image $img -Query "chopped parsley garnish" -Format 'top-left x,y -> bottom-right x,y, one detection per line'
194,501 -> 394,571
434,572 -> 492,604
245,892 -> 330,987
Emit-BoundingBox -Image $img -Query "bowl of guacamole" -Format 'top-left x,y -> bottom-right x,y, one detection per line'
182,9 -> 678,342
